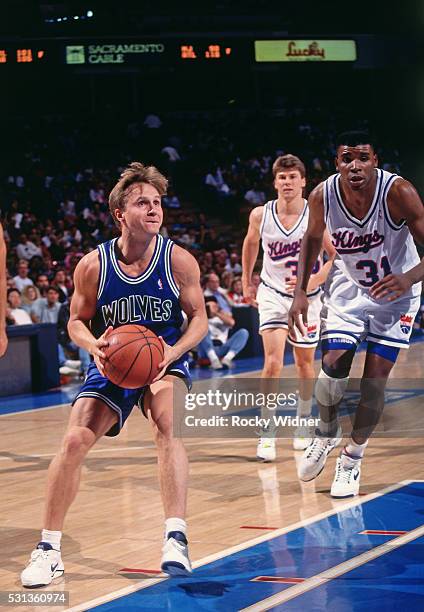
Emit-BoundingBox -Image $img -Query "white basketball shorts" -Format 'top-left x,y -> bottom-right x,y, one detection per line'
320,269 -> 420,350
257,281 -> 321,347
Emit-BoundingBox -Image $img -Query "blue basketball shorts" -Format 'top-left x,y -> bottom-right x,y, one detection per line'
73,356 -> 192,437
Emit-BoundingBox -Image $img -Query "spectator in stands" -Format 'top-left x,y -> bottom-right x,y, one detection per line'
198,295 -> 249,369
31,286 -> 61,324
52,269 -> 71,303
6,288 -> 32,325
21,285 -> 42,314
227,277 -> 249,307
13,260 -> 34,293
221,270 -> 234,295
16,233 -> 42,261
198,273 -> 249,369
57,301 -> 90,376
163,189 -> 181,209
244,181 -> 266,207
35,273 -> 50,297
225,253 -> 242,275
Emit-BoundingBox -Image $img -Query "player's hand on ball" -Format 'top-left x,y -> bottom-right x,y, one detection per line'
151,336 -> 177,383
91,326 -> 113,376
288,291 -> 309,339
242,283 -> 258,308
370,273 -> 413,301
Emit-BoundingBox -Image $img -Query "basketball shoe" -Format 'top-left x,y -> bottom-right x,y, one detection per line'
21,542 -> 64,588
330,453 -> 361,498
256,437 -> 276,462
297,427 -> 342,482
292,426 -> 314,451
161,531 -> 192,576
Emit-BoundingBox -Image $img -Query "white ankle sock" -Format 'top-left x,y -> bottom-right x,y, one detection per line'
223,350 -> 236,362
207,349 -> 220,363
344,438 -> 368,458
165,517 -> 187,539
41,529 -> 62,550
297,398 -> 312,418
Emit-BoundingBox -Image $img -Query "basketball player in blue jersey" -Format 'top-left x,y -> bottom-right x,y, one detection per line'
242,155 -> 335,461
21,163 -> 208,587
0,223 -> 8,357
289,131 -> 424,498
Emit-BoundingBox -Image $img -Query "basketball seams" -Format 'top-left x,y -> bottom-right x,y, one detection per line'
104,324 -> 164,389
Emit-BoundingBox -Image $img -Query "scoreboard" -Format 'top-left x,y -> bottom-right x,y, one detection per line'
0,39 -> 358,69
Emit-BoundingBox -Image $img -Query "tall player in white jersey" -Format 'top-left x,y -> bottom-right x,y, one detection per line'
242,155 -> 335,461
289,131 -> 424,498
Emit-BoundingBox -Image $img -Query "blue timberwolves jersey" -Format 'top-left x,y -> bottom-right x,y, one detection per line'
91,234 -> 184,346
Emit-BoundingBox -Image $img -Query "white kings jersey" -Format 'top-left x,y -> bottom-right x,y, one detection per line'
324,169 -> 421,298
260,199 -> 322,298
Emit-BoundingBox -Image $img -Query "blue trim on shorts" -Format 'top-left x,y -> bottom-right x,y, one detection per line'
367,341 -> 400,362
73,357 -> 192,435
367,331 -> 410,345
321,338 -> 357,351
321,329 -> 361,342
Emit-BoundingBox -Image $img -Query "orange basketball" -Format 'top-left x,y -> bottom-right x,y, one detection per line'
103,325 -> 164,389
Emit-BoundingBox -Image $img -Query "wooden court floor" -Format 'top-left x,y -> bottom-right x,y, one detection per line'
1,342 -> 423,611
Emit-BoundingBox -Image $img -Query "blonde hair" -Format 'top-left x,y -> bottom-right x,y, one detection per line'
108,162 -> 168,228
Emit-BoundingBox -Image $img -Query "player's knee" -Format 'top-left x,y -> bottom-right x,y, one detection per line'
263,355 -> 282,376
315,369 -> 349,407
151,413 -> 174,442
61,427 -> 94,461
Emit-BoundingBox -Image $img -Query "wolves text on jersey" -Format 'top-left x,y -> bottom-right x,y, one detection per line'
332,229 -> 384,254
101,294 -> 173,327
267,239 -> 301,261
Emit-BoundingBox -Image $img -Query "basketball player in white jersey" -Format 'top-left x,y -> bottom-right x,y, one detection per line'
242,155 -> 335,461
289,131 -> 424,497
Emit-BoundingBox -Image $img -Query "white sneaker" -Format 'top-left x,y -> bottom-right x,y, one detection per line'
64,359 -> 81,369
59,366 -> 80,376
297,428 -> 342,482
221,355 -> 234,368
293,426 -> 313,451
210,358 -> 223,370
21,542 -> 64,588
161,532 -> 192,576
256,437 -> 276,462
331,453 -> 361,498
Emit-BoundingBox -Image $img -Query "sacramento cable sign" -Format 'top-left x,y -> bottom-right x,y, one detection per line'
66,43 -> 165,65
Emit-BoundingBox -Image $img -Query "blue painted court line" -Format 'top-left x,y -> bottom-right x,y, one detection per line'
271,534 -> 424,611
85,482 -> 424,611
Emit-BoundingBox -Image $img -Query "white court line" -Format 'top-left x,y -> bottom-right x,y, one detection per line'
65,479 -> 419,612
0,438 -> 248,461
240,522 -> 424,611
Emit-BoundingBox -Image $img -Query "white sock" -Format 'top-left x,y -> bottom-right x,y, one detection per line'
344,438 -> 368,459
165,517 -> 187,539
41,529 -> 62,550
207,349 -> 220,364
223,350 -> 236,362
297,397 -> 312,418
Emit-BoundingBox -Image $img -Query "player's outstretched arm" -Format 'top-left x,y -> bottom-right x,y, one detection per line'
288,183 -> 326,337
371,179 -> 424,300
168,245 -> 208,361
68,250 -> 111,375
242,206 -> 263,307
0,223 -> 8,357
